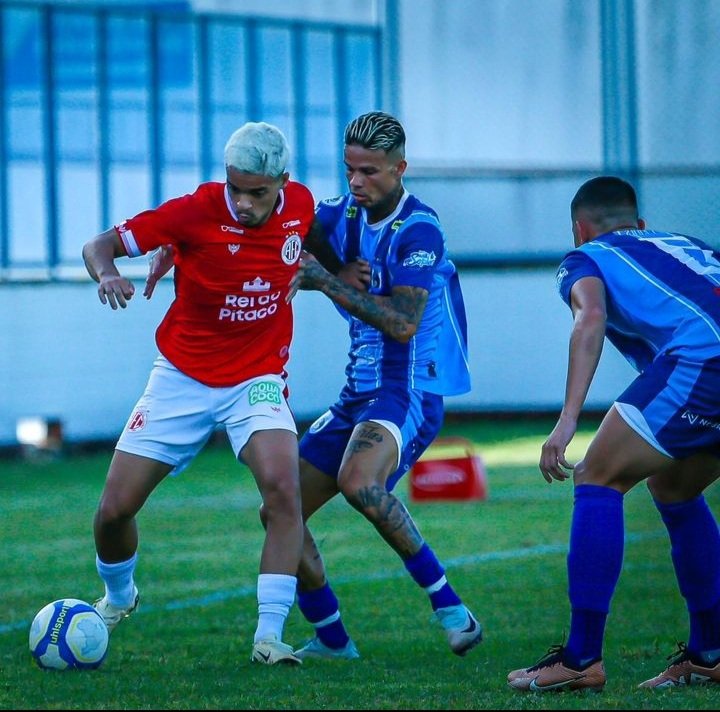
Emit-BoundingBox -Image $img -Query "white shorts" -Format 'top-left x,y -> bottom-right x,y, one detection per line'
116,355 -> 297,475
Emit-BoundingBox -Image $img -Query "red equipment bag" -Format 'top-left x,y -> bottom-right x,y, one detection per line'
409,436 -> 488,502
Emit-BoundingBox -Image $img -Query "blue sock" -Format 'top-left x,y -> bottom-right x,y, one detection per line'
404,543 -> 462,610
564,485 -> 624,667
655,496 -> 720,654
297,583 -> 350,649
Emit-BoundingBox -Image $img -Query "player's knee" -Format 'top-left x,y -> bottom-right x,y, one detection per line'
574,458 -> 634,493
646,475 -> 701,504
95,496 -> 134,527
573,458 -> 609,486
260,475 -> 301,517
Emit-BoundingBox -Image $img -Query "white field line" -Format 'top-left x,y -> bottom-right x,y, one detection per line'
0,529 -> 664,634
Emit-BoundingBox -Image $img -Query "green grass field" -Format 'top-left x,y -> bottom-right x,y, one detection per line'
1,417 -> 718,710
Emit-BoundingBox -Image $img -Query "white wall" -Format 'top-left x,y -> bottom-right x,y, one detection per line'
0,270 -> 634,447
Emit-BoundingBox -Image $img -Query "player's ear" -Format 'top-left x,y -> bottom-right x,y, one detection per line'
637,217 -> 646,229
394,159 -> 407,178
279,172 -> 290,188
572,218 -> 592,247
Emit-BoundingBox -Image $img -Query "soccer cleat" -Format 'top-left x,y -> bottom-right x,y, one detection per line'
251,637 -> 302,666
294,636 -> 360,661
638,642 -> 720,689
435,604 -> 483,656
93,586 -> 139,633
507,644 -> 606,692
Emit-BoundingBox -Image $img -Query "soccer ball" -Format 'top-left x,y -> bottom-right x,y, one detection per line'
29,598 -> 109,670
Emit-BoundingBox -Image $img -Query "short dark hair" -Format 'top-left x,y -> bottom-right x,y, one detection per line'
571,176 -> 638,216
344,111 -> 406,155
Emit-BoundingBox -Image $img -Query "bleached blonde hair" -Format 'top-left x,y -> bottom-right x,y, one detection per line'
224,122 -> 289,177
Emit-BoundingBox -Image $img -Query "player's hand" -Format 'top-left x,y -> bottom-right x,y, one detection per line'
97,274 -> 135,309
143,245 -> 175,299
287,251 -> 330,302
539,415 -> 577,483
338,259 -> 371,290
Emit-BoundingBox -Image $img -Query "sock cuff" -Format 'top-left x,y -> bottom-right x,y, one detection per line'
257,574 -> 297,604
574,484 -> 623,502
95,552 -> 137,575
653,495 -> 704,515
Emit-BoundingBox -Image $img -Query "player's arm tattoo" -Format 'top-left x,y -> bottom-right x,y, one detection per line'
312,264 -> 428,343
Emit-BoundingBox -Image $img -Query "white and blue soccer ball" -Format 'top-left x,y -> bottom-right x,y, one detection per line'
29,598 -> 109,670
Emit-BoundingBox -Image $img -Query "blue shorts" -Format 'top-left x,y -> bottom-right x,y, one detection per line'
299,384 -> 444,492
615,353 -> 720,459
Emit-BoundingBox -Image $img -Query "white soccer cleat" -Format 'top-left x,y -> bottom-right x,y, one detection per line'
93,586 -> 140,633
251,636 -> 302,666
435,604 -> 483,656
295,636 -> 360,660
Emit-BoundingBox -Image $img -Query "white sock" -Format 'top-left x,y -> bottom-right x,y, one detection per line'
96,553 -> 137,607
254,573 -> 297,644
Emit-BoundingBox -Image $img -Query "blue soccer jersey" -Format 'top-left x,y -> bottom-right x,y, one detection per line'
315,190 -> 471,396
556,229 -> 720,372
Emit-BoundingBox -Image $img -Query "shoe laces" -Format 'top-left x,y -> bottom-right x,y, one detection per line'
664,641 -> 695,667
527,644 -> 566,672
432,605 -> 467,630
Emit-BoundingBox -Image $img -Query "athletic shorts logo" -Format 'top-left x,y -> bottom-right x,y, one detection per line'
128,409 -> 148,432
308,409 -> 333,433
249,381 -> 282,406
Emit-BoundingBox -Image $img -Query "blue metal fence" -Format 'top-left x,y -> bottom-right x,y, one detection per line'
0,1 -> 381,278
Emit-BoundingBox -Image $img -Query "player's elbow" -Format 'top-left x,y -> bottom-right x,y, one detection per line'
389,321 -> 418,343
579,305 -> 607,328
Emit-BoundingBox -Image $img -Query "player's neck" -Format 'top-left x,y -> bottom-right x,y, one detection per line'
367,184 -> 405,224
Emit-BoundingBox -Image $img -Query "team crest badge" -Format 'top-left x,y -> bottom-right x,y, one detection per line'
281,233 -> 302,265
127,409 -> 148,432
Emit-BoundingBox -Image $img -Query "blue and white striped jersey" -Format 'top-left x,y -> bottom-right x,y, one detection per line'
556,229 -> 720,372
315,190 -> 471,396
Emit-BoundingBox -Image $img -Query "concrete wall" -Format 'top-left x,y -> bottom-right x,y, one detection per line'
0,269 -> 634,447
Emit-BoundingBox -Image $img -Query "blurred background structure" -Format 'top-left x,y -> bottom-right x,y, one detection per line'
1,0 -> 720,448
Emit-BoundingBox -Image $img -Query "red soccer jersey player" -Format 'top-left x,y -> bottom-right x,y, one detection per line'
82,122 -> 316,666
117,180 -> 314,386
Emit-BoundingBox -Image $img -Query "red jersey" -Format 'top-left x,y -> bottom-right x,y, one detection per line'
116,181 -> 315,387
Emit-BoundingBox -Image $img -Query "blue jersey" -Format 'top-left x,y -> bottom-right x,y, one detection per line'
315,190 -> 471,396
556,229 -> 720,372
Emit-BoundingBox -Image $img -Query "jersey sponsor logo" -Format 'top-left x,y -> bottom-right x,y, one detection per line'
127,409 -> 148,432
321,195 -> 344,207
243,277 -> 270,292
228,244 -> 240,255
221,225 -> 244,235
282,219 -> 302,228
345,206 -> 358,218
248,381 -> 282,406
402,250 -> 436,268
219,290 -> 281,322
281,233 -> 302,265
